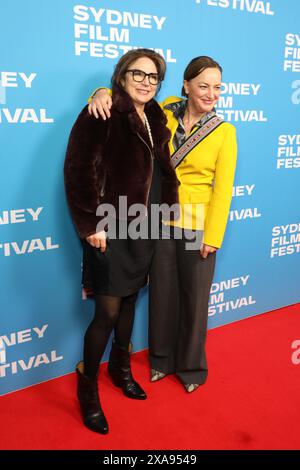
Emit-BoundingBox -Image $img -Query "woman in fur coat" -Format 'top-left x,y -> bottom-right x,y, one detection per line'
87,55 -> 238,395
64,49 -> 179,434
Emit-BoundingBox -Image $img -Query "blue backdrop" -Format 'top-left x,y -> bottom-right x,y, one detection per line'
1,0 -> 299,395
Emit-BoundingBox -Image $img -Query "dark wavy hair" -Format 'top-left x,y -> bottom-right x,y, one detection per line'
111,48 -> 166,92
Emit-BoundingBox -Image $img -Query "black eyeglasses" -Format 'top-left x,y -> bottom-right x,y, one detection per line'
126,69 -> 160,85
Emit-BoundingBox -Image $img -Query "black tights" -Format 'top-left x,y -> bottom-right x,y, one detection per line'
83,292 -> 138,379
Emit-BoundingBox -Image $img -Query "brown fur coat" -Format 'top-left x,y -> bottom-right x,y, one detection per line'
64,85 -> 179,239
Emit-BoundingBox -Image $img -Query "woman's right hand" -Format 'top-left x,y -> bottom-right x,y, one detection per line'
88,89 -> 112,120
86,231 -> 107,252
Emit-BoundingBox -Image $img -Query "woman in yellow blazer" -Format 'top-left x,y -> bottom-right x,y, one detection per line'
88,56 -> 237,392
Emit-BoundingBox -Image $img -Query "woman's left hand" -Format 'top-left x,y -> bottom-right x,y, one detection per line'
200,243 -> 218,258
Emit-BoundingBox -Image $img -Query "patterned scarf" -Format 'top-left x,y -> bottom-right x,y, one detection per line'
164,99 -> 216,151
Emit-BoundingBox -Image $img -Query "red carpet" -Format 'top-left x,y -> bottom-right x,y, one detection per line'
0,304 -> 300,450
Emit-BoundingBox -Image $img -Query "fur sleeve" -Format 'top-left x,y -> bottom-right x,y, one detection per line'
64,105 -> 108,239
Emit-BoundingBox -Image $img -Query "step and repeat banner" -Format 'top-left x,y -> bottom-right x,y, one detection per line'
1,0 -> 299,395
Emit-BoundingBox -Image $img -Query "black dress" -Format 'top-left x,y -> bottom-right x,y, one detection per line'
82,157 -> 162,297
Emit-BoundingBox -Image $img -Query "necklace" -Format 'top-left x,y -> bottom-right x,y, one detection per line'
144,113 -> 154,148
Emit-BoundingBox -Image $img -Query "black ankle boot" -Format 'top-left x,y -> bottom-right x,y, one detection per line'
76,361 -> 109,434
108,341 -> 147,400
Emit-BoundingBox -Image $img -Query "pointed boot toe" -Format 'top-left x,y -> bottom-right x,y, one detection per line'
108,341 -> 147,400
122,379 -> 147,400
76,361 -> 109,434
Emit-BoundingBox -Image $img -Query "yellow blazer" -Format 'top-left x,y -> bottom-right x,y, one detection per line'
161,96 -> 237,248
89,90 -> 237,248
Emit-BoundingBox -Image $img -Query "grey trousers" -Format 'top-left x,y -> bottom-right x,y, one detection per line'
149,230 -> 216,385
